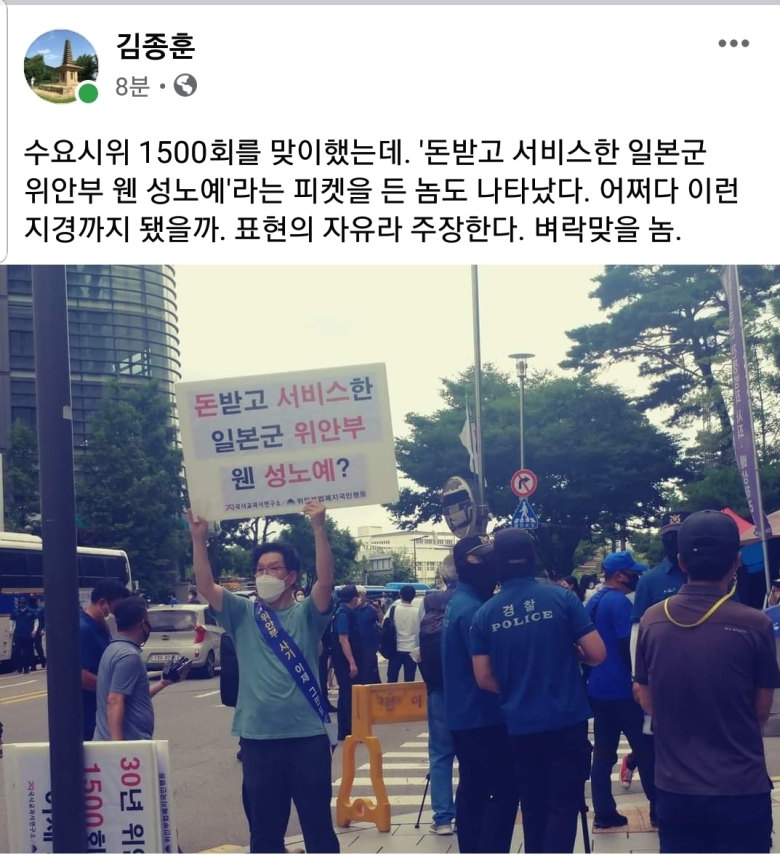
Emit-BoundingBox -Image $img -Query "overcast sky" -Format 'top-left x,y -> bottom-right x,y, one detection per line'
175,265 -> 649,537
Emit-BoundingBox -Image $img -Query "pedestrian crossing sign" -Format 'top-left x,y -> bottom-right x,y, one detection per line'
511,499 -> 538,530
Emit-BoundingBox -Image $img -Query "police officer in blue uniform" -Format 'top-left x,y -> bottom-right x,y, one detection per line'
631,511 -> 692,625
442,535 -> 520,854
470,528 -> 606,854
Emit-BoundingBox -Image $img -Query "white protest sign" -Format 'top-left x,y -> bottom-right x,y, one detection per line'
3,740 -> 171,854
176,363 -> 399,520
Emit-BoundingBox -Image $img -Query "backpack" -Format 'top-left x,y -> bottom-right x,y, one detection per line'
378,604 -> 398,660
219,633 -> 239,707
418,588 -> 454,692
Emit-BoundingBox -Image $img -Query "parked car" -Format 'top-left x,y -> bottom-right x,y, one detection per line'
141,604 -> 223,679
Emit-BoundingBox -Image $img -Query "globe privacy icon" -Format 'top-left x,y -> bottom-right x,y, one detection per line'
173,74 -> 197,97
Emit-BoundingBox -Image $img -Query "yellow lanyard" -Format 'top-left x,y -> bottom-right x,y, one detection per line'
663,581 -> 737,628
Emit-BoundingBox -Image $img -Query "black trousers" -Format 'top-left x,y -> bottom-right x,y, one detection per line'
32,632 -> 45,667
13,636 -> 34,672
451,724 -> 520,854
387,651 -> 416,683
510,721 -> 592,854
657,789 -> 772,854
240,735 -> 339,854
589,697 -> 655,819
332,659 -> 357,740
360,647 -> 381,684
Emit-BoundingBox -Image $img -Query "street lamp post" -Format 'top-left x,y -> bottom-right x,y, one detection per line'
410,534 -> 425,581
509,353 -> 535,470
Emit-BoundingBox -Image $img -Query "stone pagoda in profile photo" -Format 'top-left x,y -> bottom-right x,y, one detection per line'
38,39 -> 82,98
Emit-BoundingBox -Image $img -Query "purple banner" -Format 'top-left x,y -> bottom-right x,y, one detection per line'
721,266 -> 772,540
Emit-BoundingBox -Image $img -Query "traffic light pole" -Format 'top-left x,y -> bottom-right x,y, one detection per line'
32,266 -> 86,853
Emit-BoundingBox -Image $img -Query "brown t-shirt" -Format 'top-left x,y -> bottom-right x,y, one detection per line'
635,583 -> 780,796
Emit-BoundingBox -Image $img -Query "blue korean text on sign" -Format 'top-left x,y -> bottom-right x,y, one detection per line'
511,499 -> 538,530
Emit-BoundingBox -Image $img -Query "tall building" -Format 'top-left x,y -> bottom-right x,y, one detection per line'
0,265 -> 181,453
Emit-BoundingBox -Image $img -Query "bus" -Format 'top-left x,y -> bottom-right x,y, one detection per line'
0,532 -> 132,667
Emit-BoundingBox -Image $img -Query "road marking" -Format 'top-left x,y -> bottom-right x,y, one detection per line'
194,689 -> 221,699
400,741 -> 428,748
331,794 -> 431,806
382,751 -> 428,759
335,776 -> 433,787
360,763 -> 459,771
0,689 -> 47,705
0,680 -> 36,691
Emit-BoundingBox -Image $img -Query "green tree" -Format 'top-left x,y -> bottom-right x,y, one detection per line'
386,367 -> 683,577
627,530 -> 664,567
681,463 -> 780,518
3,419 -> 41,533
276,514 -> 360,588
75,53 -> 98,82
388,549 -> 416,582
77,380 -> 187,598
24,54 -> 48,85
561,265 -> 780,463
357,549 -> 416,586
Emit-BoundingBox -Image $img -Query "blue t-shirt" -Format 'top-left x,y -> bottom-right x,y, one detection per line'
585,588 -> 633,700
631,558 -> 686,622
356,603 -> 379,649
442,583 -> 504,732
632,558 -> 741,623
11,606 -> 38,638
471,578 -> 595,736
95,639 -> 155,741
80,609 -> 113,736
213,591 -> 334,740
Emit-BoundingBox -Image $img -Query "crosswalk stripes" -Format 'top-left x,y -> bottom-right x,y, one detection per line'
332,727 -> 641,815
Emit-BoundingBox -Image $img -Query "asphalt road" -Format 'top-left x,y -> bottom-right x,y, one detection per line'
0,667 -> 426,853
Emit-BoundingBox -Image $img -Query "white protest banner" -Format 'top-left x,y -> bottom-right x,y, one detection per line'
4,740 -> 169,853
155,741 -> 178,854
176,363 -> 399,521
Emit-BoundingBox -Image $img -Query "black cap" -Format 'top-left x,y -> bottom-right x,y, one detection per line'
493,528 -> 535,568
338,584 -> 358,602
660,511 -> 692,535
677,510 -> 740,565
453,534 -> 492,573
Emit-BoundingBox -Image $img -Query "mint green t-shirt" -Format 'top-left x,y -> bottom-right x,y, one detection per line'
214,590 -> 333,740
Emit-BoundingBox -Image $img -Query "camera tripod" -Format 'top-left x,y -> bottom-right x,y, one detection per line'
413,772 -> 591,853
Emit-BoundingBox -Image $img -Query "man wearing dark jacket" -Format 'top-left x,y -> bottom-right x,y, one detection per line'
443,536 -> 520,853
419,554 -> 458,835
331,584 -> 362,740
471,529 -> 606,854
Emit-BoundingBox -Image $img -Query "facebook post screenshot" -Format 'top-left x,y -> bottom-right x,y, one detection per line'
1,0 -> 780,857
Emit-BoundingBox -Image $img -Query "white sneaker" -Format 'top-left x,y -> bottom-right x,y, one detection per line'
429,822 -> 455,836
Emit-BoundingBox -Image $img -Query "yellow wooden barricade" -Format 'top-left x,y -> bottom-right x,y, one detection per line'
336,682 -> 427,832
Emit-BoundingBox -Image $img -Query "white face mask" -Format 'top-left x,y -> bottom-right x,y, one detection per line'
255,575 -> 289,603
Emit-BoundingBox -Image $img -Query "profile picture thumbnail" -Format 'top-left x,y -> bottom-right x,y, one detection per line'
25,29 -> 98,104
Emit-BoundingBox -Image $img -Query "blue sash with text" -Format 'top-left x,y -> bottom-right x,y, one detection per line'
253,601 -> 337,749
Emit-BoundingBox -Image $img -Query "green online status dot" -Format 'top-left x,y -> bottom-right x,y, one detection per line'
79,83 -> 98,103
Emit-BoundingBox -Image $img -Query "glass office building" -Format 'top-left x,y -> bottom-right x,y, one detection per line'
0,265 -> 181,452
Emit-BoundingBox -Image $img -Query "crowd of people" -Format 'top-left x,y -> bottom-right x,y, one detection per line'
414,510 -> 780,855
2,501 -> 778,855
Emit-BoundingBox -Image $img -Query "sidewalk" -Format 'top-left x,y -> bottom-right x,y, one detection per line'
203,737 -> 780,854
204,788 -> 780,854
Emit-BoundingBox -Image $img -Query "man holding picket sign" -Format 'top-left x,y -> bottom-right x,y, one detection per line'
187,499 -> 340,855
